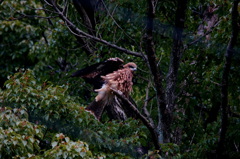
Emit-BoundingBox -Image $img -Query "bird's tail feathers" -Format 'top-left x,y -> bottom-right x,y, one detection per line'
86,99 -> 106,120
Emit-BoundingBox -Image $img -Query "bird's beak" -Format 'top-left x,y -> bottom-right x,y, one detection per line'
131,68 -> 137,71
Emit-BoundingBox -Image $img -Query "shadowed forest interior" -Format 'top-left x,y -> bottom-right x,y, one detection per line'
0,0 -> 240,158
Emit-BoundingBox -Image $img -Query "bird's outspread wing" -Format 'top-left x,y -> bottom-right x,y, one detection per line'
71,57 -> 124,89
72,58 -> 137,120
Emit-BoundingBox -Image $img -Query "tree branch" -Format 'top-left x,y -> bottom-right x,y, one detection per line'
42,0 -> 95,55
145,0 -> 166,144
110,88 -> 161,151
185,20 -> 221,49
142,81 -> 155,127
44,0 -> 145,58
165,0 -> 188,142
217,0 -> 239,156
72,0 -> 96,35
229,111 -> 240,118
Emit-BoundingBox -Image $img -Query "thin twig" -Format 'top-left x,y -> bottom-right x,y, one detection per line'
43,0 -> 53,6
142,81 -> 155,127
51,3 -> 145,58
100,0 -> 138,45
184,20 -> 221,50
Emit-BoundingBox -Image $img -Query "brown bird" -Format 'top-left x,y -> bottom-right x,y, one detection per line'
71,58 -> 137,120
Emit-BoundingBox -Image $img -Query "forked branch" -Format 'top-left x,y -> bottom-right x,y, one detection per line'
111,88 -> 161,151
43,0 -> 145,58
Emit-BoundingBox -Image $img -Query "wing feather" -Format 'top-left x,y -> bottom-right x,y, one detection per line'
71,57 -> 124,89
100,68 -> 134,96
71,58 -> 137,121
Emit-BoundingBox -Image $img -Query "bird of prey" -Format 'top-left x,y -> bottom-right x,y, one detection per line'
71,57 -> 137,120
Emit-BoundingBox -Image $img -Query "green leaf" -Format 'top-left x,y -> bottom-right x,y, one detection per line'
51,141 -> 58,148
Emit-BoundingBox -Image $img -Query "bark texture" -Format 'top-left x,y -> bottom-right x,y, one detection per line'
165,0 -> 187,142
144,0 -> 167,144
217,0 -> 239,157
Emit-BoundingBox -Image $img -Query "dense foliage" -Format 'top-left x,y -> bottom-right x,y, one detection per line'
0,0 -> 240,158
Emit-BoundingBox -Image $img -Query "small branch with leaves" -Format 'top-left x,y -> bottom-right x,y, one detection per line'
42,0 -> 145,58
110,88 -> 161,151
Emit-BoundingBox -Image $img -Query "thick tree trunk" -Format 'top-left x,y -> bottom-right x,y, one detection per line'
165,0 -> 187,142
145,0 -> 167,144
217,0 -> 239,157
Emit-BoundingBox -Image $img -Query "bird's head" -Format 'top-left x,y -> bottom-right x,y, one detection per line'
123,62 -> 137,71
